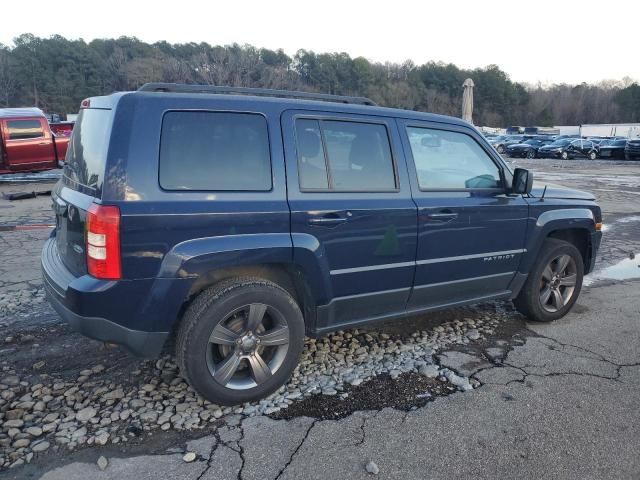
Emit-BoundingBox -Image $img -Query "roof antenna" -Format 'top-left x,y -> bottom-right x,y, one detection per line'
540,185 -> 548,201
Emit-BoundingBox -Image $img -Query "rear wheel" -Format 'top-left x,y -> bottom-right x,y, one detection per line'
588,151 -> 597,160
526,149 -> 535,159
514,239 -> 584,322
497,145 -> 505,154
561,151 -> 569,160
176,278 -> 305,405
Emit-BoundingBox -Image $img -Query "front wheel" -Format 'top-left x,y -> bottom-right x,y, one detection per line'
497,145 -> 505,154
176,278 -> 305,405
561,151 -> 569,160
514,239 -> 584,322
589,151 -> 597,160
526,149 -> 536,159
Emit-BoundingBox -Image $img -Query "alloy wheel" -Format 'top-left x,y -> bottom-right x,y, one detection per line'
206,303 -> 290,390
539,254 -> 577,313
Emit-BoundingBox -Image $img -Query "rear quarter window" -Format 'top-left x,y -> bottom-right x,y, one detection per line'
7,119 -> 44,140
64,108 -> 113,196
159,111 -> 272,191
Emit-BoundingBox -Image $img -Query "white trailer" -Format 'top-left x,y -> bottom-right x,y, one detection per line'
579,124 -> 640,138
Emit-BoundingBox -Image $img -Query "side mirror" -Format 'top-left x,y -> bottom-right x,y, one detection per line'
512,168 -> 533,194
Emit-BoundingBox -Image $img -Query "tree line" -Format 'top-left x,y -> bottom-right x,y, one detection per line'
0,34 -> 639,126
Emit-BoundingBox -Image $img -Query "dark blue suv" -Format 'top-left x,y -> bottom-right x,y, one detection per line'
42,84 -> 602,405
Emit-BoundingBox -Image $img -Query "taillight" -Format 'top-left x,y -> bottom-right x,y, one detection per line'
86,204 -> 121,280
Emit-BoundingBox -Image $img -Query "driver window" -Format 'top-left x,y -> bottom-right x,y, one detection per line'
407,127 -> 502,190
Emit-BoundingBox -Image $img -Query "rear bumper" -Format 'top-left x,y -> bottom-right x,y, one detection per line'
45,291 -> 167,357
41,235 -> 189,358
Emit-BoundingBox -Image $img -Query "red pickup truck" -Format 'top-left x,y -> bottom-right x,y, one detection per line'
0,108 -> 70,174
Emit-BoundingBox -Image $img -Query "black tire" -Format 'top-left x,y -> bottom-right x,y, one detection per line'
626,154 -> 632,161
497,145 -> 505,154
526,149 -> 535,159
176,277 -> 305,405
588,151 -> 597,160
514,238 -> 584,323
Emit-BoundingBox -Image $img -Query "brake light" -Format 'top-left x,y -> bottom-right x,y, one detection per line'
86,204 -> 121,280
80,98 -> 90,108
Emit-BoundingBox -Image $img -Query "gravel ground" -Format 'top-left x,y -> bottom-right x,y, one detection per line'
0,159 -> 639,475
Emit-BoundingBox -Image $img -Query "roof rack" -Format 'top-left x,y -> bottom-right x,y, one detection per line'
137,83 -> 377,106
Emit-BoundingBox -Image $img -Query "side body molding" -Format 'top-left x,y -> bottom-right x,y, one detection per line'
157,233 -> 293,278
519,207 -> 596,274
535,208 -> 594,228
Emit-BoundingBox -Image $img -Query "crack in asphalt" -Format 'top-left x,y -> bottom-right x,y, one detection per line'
355,411 -> 380,445
236,422 -> 247,480
273,419 -> 318,480
195,429 -> 221,480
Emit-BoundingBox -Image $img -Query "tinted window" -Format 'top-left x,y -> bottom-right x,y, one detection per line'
296,119 -> 328,189
7,120 -> 44,140
64,108 -> 112,195
295,119 -> 396,191
160,112 -> 271,191
614,140 -> 627,146
407,127 -> 502,190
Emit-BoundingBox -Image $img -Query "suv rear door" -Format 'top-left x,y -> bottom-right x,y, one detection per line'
398,120 -> 528,309
282,110 -> 417,332
52,107 -> 113,277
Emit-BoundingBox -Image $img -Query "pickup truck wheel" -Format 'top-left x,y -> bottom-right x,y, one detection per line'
176,278 -> 305,405
514,239 -> 584,322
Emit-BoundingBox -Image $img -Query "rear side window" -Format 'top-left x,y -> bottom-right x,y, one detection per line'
160,111 -> 271,191
7,120 -> 44,140
407,127 -> 502,190
295,118 -> 396,191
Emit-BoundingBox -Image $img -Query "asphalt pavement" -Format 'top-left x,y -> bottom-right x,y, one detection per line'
0,159 -> 639,479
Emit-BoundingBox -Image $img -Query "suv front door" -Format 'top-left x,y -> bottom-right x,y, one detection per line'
398,120 -> 528,310
282,110 -> 417,333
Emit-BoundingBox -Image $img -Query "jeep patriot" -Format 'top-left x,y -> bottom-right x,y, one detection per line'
42,83 -> 603,405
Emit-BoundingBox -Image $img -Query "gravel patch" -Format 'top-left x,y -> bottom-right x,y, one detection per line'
0,305 -> 510,469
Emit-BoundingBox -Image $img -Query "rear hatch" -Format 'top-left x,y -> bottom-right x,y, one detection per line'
53,107 -> 113,277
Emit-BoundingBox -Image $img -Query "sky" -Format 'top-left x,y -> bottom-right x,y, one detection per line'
3,0 -> 639,85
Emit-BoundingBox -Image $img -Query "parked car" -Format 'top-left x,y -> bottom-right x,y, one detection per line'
490,134 -> 524,153
598,139 -> 628,160
625,138 -> 640,160
0,108 -> 70,174
538,139 -> 597,160
505,138 -> 554,158
50,121 -> 75,137
537,138 -> 572,158
565,139 -> 599,159
42,83 -> 602,405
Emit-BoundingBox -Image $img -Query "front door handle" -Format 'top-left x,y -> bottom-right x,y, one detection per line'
425,211 -> 458,223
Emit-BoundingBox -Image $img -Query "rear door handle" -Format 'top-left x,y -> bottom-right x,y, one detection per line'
308,211 -> 351,226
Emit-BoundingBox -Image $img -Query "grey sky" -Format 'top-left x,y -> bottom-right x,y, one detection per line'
3,0 -> 639,85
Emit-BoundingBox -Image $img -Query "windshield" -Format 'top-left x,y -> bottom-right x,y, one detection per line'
549,139 -> 571,146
